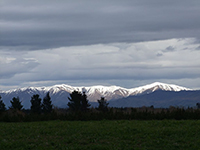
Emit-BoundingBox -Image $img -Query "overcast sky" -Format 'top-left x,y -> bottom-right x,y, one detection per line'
0,0 -> 200,90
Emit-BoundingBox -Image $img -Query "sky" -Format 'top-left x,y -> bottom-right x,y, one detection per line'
0,0 -> 200,91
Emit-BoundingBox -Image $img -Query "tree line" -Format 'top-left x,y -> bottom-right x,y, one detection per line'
67,91 -> 109,112
0,92 -> 53,114
0,90 -> 109,114
1,90 -> 200,122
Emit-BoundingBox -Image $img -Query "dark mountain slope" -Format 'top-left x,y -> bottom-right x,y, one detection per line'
109,90 -> 200,108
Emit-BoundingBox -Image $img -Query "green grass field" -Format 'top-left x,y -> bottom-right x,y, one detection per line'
0,120 -> 200,150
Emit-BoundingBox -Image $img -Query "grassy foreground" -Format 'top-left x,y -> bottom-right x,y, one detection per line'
0,120 -> 200,150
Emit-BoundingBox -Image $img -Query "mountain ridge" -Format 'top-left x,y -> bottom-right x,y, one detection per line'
2,82 -> 191,94
0,82 -> 194,108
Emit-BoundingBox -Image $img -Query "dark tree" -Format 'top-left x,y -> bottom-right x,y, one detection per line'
68,91 -> 82,111
42,92 -> 53,113
68,91 -> 91,112
10,96 -> 23,110
97,97 -> 109,112
81,91 -> 91,112
0,96 -> 6,112
30,94 -> 42,114
196,103 -> 200,109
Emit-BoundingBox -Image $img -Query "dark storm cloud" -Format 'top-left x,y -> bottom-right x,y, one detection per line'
1,0 -> 200,50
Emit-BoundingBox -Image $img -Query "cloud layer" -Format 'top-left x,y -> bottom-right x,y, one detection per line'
1,38 -> 200,90
0,1 -> 200,90
1,0 -> 200,49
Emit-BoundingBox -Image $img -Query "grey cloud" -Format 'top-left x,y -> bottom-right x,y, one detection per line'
0,57 -> 39,79
1,0 -> 200,50
1,1 -> 200,90
156,53 -> 163,57
162,46 -> 175,53
1,39 -> 199,88
2,65 -> 199,87
195,46 -> 200,50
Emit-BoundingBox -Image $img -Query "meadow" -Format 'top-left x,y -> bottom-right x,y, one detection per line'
0,120 -> 200,150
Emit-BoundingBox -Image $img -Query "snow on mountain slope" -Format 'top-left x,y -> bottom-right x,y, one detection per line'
0,82 -> 192,108
128,82 -> 191,95
75,85 -> 130,101
2,82 -> 191,99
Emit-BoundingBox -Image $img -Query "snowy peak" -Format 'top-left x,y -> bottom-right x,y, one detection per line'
144,82 -> 191,91
129,82 -> 191,95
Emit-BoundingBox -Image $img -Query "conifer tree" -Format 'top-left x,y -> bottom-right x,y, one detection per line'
68,91 -> 82,111
81,91 -> 91,112
0,96 -> 6,112
68,91 -> 91,112
10,96 -> 23,110
42,92 -> 53,113
196,103 -> 200,109
97,97 -> 109,112
30,94 -> 42,114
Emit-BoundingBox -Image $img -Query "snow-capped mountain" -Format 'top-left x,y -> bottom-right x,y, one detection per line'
0,82 -> 192,108
128,82 -> 191,95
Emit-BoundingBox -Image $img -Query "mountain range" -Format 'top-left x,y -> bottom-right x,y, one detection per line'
0,82 -> 199,109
